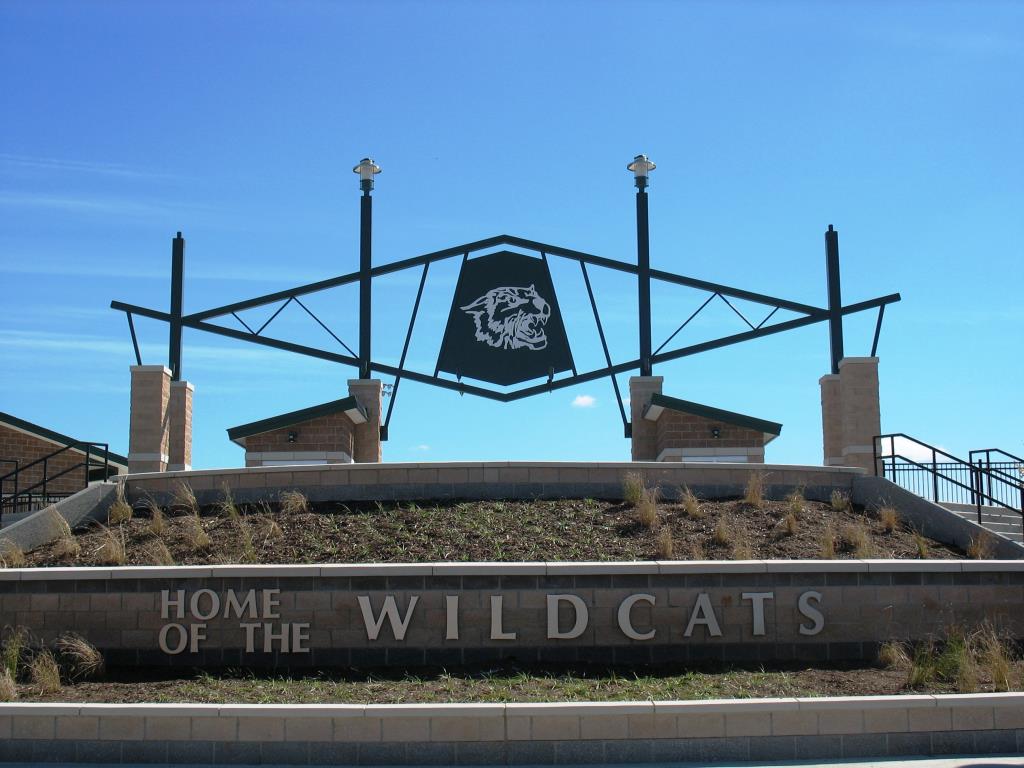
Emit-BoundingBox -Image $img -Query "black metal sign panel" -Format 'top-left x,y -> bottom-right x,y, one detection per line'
436,251 -> 574,386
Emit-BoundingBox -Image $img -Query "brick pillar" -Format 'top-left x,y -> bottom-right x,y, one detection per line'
819,374 -> 842,466
838,357 -> 881,474
128,365 -> 171,474
629,376 -> 663,461
348,379 -> 382,463
168,380 -> 194,472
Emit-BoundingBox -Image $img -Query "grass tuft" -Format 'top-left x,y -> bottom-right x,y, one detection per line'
731,535 -> 754,560
878,641 -> 911,670
656,527 -> 674,559
712,516 -> 732,547
2,628 -> 27,679
877,505 -> 899,533
785,488 -> 804,518
0,539 -> 26,569
912,530 -> 929,559
680,486 -> 704,519
781,512 -> 798,537
819,524 -> 836,559
52,535 -> 81,561
634,488 -> 659,530
840,522 -> 874,558
743,472 -> 765,508
622,473 -> 645,507
95,523 -> 126,566
978,626 -> 1017,692
107,483 -> 133,525
55,634 -> 104,681
30,650 -> 61,694
185,512 -> 211,552
170,481 -> 198,515
144,497 -> 166,537
830,490 -> 851,513
217,484 -> 241,521
0,668 -> 15,701
687,539 -> 706,560
146,539 -> 175,566
967,533 -> 995,560
280,490 -> 310,516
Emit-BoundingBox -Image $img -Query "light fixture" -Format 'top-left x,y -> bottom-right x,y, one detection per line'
627,154 -> 656,188
711,427 -> 721,439
287,431 -> 298,443
352,157 -> 381,191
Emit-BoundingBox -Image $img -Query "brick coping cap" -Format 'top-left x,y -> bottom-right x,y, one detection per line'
3,558 -> 1021,581
124,460 -> 867,480
1,692 -> 1022,718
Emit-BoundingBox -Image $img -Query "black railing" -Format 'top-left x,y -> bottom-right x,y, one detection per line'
0,443 -> 111,521
874,434 -> 1024,537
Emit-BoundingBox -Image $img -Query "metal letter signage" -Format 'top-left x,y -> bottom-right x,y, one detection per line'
436,251 -> 574,385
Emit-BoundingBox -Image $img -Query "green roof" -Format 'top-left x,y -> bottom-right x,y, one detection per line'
0,411 -> 129,468
644,394 -> 782,436
227,397 -> 364,445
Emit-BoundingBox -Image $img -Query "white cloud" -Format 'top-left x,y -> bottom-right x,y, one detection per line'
572,394 -> 597,408
886,436 -> 951,464
0,153 -> 179,179
412,444 -> 431,451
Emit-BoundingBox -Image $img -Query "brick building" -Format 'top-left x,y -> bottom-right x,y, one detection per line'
227,397 -> 369,467
0,412 -> 127,504
640,394 -> 782,463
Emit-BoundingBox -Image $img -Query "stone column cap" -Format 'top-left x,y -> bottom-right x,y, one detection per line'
819,373 -> 840,384
838,357 -> 879,368
130,365 -> 171,374
170,380 -> 195,391
628,376 -> 664,385
347,379 -> 383,387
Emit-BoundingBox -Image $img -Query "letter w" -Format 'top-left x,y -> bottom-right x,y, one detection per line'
357,596 -> 420,640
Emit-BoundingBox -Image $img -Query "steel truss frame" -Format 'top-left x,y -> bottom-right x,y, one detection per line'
112,231 -> 900,439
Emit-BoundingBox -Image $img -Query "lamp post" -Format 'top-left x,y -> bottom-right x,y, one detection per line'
168,231 -> 185,381
353,157 -> 381,379
628,154 -> 656,376
825,224 -> 844,374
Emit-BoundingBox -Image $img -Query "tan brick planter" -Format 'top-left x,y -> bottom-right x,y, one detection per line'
3,694 -> 1023,764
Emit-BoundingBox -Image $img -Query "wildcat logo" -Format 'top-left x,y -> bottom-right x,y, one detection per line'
460,285 -> 551,351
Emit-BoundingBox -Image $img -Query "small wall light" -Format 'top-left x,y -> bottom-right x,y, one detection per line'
626,154 -> 656,189
287,431 -> 298,443
710,427 -> 721,439
352,157 -> 381,192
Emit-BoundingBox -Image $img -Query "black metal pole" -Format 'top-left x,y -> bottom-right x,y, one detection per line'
359,184 -> 373,379
169,232 -> 185,380
825,224 -> 844,374
636,181 -> 652,376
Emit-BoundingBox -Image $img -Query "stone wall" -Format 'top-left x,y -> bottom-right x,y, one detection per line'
123,461 -> 862,507
2,561 -> 1022,669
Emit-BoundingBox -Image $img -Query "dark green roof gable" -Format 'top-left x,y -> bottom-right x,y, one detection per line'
644,394 -> 782,437
0,411 -> 129,468
227,397 -> 365,445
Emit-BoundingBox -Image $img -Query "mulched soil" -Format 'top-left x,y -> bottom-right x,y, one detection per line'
22,495 -> 963,566
11,661 -> 1020,704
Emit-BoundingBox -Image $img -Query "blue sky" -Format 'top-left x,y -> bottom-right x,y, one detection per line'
1,0 -> 1021,468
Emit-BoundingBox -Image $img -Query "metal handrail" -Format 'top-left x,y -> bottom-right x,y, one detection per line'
874,434 -> 1024,537
0,442 -> 110,520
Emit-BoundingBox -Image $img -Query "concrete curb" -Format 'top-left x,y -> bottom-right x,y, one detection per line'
0,483 -> 116,556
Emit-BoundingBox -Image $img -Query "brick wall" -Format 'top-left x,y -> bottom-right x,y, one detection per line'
0,424 -> 88,495
2,561 -> 1021,670
656,411 -> 766,452
242,413 -> 354,456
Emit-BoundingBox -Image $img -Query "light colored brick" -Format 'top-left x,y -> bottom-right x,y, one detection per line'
864,708 -> 908,733
98,715 -> 145,740
952,706 -> 994,731
772,710 -> 818,736
237,716 -> 284,741
285,717 -> 333,742
191,716 -> 237,741
381,716 -> 430,742
817,709 -> 863,735
724,712 -> 772,737
531,715 -> 580,741
12,715 -> 54,739
333,716 -> 381,742
908,706 -> 952,732
145,716 -> 191,740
